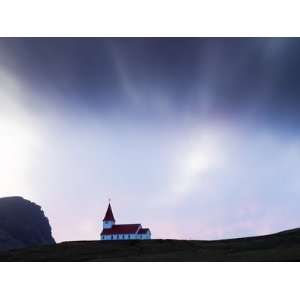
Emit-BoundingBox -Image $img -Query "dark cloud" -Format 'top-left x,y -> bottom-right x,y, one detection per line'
1,38 -> 300,126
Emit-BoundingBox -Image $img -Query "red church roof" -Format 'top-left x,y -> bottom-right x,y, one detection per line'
103,203 -> 115,222
101,224 -> 141,235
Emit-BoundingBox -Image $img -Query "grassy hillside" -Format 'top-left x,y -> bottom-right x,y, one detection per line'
1,228 -> 300,261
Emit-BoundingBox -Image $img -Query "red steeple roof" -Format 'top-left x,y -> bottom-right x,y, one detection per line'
103,203 -> 115,222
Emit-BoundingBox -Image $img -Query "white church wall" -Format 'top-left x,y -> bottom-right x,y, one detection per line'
101,233 -> 151,240
103,220 -> 114,229
141,234 -> 150,240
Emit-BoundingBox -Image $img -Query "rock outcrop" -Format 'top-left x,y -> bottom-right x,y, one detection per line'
0,196 -> 55,251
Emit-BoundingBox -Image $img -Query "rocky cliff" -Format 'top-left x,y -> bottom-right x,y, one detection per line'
0,196 -> 55,251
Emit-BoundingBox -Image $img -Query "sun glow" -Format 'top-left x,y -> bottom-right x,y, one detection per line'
0,69 -> 41,195
172,129 -> 225,198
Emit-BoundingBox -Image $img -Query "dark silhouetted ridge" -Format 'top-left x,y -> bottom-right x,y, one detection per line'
1,228 -> 300,261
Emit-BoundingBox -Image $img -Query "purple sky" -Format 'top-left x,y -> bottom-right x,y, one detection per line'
1,38 -> 300,241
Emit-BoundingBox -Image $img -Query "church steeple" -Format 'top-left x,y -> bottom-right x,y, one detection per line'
103,201 -> 115,229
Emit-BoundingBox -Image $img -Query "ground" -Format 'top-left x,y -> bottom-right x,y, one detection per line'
1,228 -> 300,261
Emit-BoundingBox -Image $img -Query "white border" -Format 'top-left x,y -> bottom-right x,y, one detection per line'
0,0 -> 300,36
0,262 -> 298,300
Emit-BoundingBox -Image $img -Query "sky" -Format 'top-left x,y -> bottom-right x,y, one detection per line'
1,38 -> 300,242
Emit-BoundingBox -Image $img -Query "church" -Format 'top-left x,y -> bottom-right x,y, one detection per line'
100,202 -> 151,240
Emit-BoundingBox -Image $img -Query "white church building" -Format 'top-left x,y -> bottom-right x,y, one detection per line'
100,202 -> 151,240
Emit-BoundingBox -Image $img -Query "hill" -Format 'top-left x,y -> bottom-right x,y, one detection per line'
0,196 -> 55,251
1,228 -> 300,261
